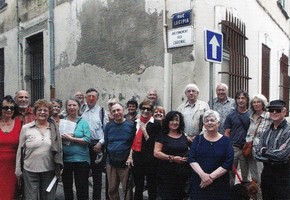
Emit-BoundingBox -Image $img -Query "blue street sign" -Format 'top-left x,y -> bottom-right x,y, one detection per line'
172,10 -> 191,28
204,29 -> 223,63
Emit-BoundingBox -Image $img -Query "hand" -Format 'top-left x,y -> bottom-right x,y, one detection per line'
187,136 -> 195,143
61,133 -> 74,141
199,173 -> 213,188
126,157 -> 134,168
173,156 -> 188,164
55,164 -> 63,178
93,143 -> 102,153
140,122 -> 147,132
279,143 -> 286,150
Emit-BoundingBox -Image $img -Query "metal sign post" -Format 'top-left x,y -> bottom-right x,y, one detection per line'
204,29 -> 223,108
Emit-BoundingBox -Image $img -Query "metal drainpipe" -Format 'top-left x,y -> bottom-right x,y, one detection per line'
163,0 -> 173,112
49,0 -> 55,98
16,0 -> 20,89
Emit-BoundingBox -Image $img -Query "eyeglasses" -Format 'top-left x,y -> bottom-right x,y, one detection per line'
141,107 -> 152,112
268,108 -> 283,113
2,106 -> 15,111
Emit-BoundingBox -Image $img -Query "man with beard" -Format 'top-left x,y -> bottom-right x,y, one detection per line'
14,90 -> 35,124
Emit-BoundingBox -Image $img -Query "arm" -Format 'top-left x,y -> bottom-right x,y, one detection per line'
154,142 -> 187,164
209,167 -> 228,180
190,162 -> 213,188
15,126 -> 26,177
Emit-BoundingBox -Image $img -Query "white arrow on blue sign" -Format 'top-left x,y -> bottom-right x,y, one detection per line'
204,29 -> 223,63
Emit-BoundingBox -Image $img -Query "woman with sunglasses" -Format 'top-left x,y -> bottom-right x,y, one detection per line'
126,99 -> 162,200
245,94 -> 272,199
0,95 -> 22,199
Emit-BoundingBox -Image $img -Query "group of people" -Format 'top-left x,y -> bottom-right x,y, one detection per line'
0,84 -> 289,200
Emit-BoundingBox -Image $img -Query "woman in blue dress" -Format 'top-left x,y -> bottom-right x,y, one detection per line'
189,110 -> 234,200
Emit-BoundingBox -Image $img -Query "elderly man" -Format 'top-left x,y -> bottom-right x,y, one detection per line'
14,90 -> 35,124
146,88 -> 159,107
104,103 -> 135,200
81,88 -> 109,200
255,100 -> 290,200
224,90 -> 250,185
177,83 -> 210,141
74,91 -> 86,114
211,83 -> 235,134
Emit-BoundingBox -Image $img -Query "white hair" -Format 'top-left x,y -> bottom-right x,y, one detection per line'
184,83 -> 200,93
216,83 -> 228,91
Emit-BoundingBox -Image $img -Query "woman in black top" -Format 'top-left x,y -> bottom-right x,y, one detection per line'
126,99 -> 162,200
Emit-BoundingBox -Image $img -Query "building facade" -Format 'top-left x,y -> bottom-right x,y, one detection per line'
0,0 -> 289,111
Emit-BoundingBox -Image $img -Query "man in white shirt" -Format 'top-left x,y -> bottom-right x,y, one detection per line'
82,88 -> 109,200
177,84 -> 209,141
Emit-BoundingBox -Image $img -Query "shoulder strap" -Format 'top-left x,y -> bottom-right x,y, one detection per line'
99,107 -> 104,128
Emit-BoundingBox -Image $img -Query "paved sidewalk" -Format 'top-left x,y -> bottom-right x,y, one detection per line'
56,173 -> 148,200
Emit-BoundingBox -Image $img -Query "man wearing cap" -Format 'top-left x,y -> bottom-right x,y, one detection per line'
82,88 -> 109,200
125,99 -> 139,122
255,99 -> 290,200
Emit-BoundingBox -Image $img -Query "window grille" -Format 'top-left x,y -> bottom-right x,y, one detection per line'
279,53 -> 289,114
219,11 -> 251,97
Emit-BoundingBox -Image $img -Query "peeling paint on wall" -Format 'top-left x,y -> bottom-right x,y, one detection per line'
73,0 -> 164,74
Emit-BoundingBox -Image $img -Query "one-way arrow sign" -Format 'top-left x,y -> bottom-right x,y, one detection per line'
204,29 -> 223,63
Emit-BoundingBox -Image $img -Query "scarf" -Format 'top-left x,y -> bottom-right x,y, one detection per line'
131,115 -> 151,152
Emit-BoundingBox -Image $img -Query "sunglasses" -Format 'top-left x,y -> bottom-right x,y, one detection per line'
2,106 -> 15,111
268,108 -> 283,113
141,107 -> 152,112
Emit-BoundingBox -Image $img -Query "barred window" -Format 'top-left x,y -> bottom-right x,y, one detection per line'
219,11 -> 251,97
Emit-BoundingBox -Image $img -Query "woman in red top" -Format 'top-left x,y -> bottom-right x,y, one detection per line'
0,95 -> 22,200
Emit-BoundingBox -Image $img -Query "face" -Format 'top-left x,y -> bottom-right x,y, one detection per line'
51,101 -> 61,115
147,91 -> 157,103
127,104 -> 137,114
252,98 -> 263,112
35,106 -> 50,121
203,116 -> 219,132
269,107 -> 286,122
236,94 -> 248,109
216,85 -> 227,101
169,114 -> 180,131
140,104 -> 153,118
75,92 -> 84,102
111,104 -> 125,123
1,100 -> 15,119
153,109 -> 164,121
15,91 -> 29,108
66,100 -> 79,116
185,87 -> 199,102
86,91 -> 98,108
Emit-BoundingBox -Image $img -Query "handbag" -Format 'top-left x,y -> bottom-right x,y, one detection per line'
242,118 -> 261,158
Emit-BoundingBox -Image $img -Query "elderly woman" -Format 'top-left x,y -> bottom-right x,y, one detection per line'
50,98 -> 63,125
61,98 -> 91,200
154,111 -> 191,200
0,95 -> 22,199
245,94 -> 272,198
15,99 -> 63,200
189,110 -> 234,200
127,99 -> 162,200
